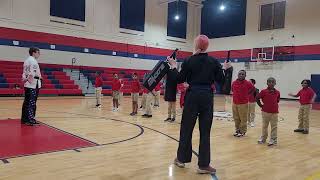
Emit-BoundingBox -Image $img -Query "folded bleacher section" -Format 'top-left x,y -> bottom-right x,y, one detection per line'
0,61 -> 82,96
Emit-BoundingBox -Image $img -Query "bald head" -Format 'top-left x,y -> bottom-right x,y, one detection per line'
194,35 -> 209,53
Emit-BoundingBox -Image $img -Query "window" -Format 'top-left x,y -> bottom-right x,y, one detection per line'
50,0 -> 86,22
259,1 -> 286,31
120,0 -> 145,32
167,1 -> 188,39
201,0 -> 247,38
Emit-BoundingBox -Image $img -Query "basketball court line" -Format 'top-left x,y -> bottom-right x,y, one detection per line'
1,108 -> 219,179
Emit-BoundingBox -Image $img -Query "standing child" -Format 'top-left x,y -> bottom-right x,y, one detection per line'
153,82 -> 161,108
164,68 -> 178,122
289,79 -> 316,134
130,73 -> 141,116
95,72 -> 103,108
248,79 -> 259,127
257,77 -> 280,146
112,73 -> 121,112
232,70 -> 254,137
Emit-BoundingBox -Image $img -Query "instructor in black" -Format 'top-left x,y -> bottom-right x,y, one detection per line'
168,35 -> 224,174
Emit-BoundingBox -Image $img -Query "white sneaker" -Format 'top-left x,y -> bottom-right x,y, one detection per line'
268,139 -> 277,146
112,108 -> 116,112
116,108 -> 119,112
250,122 -> 255,127
257,138 -> 266,144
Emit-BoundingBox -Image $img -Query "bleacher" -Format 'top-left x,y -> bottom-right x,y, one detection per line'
0,60 -> 82,96
0,60 -> 166,96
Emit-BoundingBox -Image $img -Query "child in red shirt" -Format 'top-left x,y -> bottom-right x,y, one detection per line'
154,82 -> 162,107
289,79 -> 316,134
95,72 -> 103,108
232,70 -> 254,137
130,73 -> 140,116
112,73 -> 121,112
248,79 -> 259,127
257,77 -> 280,146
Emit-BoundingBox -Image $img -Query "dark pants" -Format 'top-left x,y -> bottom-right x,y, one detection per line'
21,87 -> 39,123
177,89 -> 214,167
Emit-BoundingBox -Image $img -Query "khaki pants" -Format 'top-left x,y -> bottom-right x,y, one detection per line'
131,93 -> 139,102
168,101 -> 176,118
95,87 -> 102,105
145,93 -> 153,115
298,104 -> 311,131
248,103 -> 256,123
112,91 -> 120,100
232,103 -> 249,134
261,112 -> 278,142
154,91 -> 161,106
141,93 -> 147,110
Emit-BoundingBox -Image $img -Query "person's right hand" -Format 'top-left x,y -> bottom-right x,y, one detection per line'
167,56 -> 177,68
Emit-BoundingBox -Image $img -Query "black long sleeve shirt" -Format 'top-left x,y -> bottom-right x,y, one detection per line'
173,53 -> 225,86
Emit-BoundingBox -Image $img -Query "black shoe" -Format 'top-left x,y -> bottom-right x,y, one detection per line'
142,114 -> 148,117
294,129 -> 304,133
302,130 -> 309,134
130,112 -> 136,116
147,115 -> 152,118
169,118 -> 175,122
96,104 -> 99,107
31,120 -> 40,125
24,122 -> 34,126
164,118 -> 171,122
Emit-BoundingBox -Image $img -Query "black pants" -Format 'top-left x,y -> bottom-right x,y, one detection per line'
177,89 -> 213,167
21,87 -> 39,123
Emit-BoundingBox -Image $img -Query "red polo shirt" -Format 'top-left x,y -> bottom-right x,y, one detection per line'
95,76 -> 103,88
131,80 -> 141,93
112,79 -> 121,91
257,88 -> 280,113
296,87 -> 315,105
232,79 -> 254,104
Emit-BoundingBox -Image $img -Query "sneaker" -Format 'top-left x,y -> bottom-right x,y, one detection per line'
268,139 -> 277,146
197,165 -> 217,174
174,158 -> 185,168
95,104 -> 99,107
164,118 -> 171,122
233,130 -> 240,137
112,108 -> 116,112
147,115 -> 152,118
294,129 -> 304,133
98,105 -> 102,108
302,130 -> 309,134
130,112 -> 136,116
257,138 -> 266,144
31,120 -> 40,125
116,108 -> 119,112
169,118 -> 176,122
236,133 -> 245,137
250,122 -> 255,127
142,114 -> 148,117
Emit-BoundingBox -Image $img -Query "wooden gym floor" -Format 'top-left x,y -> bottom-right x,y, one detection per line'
0,95 -> 319,180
